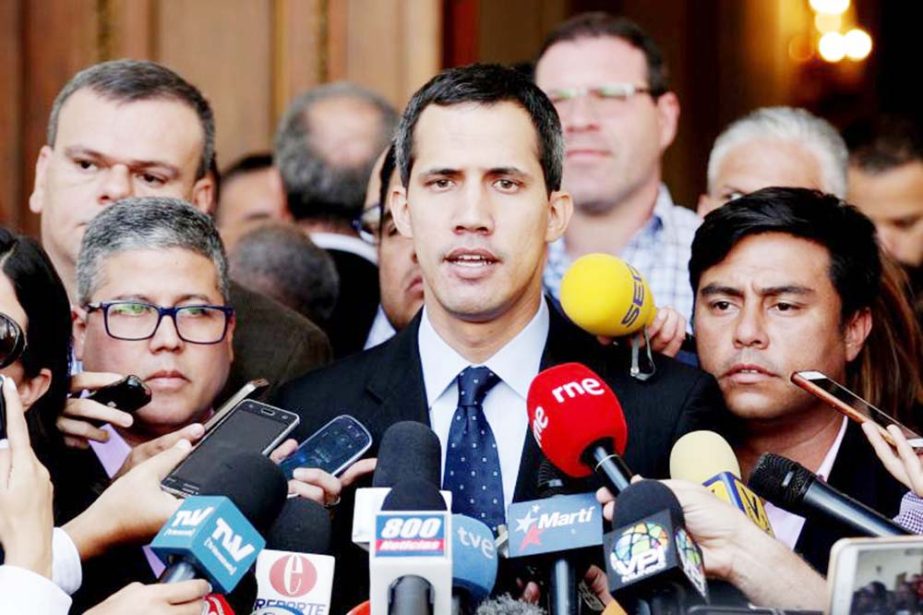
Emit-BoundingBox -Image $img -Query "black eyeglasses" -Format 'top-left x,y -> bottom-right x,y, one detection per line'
0,312 -> 27,369
84,301 -> 234,345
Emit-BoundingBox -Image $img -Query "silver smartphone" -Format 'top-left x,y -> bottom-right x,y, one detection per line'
792,370 -> 923,450
828,536 -> 923,614
203,378 -> 270,433
162,398 -> 298,497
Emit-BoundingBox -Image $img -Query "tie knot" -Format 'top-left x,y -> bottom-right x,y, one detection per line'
457,366 -> 499,407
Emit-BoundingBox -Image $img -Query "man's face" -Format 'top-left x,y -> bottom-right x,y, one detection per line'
217,167 -> 288,250
848,161 -> 923,267
535,36 -> 678,214
74,247 -> 234,439
694,233 -> 870,422
698,139 -> 825,216
391,102 -> 571,326
364,159 -> 423,331
29,88 -> 213,287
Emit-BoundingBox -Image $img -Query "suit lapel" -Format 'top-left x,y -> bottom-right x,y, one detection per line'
365,314 -> 430,432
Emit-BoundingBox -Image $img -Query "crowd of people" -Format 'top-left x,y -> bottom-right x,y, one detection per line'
3,10 -> 923,614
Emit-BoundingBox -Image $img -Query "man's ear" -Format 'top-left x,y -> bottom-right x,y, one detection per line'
190,175 -> 216,216
390,184 -> 413,239
17,368 -> 52,413
655,92 -> 680,152
72,305 -> 88,362
844,307 -> 873,362
29,146 -> 53,214
545,190 -> 573,243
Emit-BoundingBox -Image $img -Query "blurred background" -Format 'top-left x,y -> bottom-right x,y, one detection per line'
2,0 -> 921,232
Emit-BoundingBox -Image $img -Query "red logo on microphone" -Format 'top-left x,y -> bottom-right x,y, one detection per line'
269,554 -> 317,597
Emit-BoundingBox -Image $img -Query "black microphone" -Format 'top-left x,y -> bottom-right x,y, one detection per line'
748,453 -> 910,538
537,460 -> 578,615
604,480 -> 709,612
252,498 -> 336,613
372,421 -> 442,488
371,479 -> 452,615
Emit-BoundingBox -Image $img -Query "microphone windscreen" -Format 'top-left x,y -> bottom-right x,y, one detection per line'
536,458 -> 568,498
265,498 -> 332,555
372,421 -> 441,488
527,363 -> 628,478
198,450 -> 288,533
560,253 -> 656,337
611,480 -> 685,529
747,453 -> 812,509
382,478 -> 448,511
475,595 -> 547,614
669,430 -> 742,482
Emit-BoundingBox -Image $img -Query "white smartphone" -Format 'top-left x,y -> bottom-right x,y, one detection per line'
828,536 -> 923,614
792,370 -> 923,450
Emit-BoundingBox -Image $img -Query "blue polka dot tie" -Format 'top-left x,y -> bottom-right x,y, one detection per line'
442,366 -> 505,532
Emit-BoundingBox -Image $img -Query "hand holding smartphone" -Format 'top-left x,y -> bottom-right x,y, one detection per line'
279,415 -> 372,479
791,370 -> 923,450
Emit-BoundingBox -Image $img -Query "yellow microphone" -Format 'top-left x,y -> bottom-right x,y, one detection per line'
559,254 -> 656,338
670,431 -> 774,535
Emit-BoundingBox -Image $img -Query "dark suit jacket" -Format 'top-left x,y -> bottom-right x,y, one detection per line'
321,249 -> 380,360
793,421 -> 907,575
274,301 -> 732,610
222,281 -> 332,402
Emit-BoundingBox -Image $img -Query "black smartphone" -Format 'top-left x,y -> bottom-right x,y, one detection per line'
280,415 -> 372,479
87,375 -> 152,413
161,399 -> 299,497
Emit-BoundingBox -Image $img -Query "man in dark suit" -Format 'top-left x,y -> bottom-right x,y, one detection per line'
690,187 -> 909,574
275,64 -> 730,609
27,59 -> 330,416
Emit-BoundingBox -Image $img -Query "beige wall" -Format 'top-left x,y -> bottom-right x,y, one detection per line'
0,0 -> 441,234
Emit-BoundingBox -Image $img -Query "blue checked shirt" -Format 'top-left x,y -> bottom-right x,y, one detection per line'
543,185 -> 701,324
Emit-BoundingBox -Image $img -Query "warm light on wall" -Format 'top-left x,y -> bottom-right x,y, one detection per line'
809,0 -> 850,15
814,12 -> 841,33
843,28 -> 872,60
818,31 -> 847,62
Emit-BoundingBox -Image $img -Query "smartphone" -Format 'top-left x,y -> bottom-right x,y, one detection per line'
203,378 -> 270,432
162,399 -> 299,497
87,375 -> 152,413
791,370 -> 923,450
828,536 -> 923,614
280,415 -> 372,479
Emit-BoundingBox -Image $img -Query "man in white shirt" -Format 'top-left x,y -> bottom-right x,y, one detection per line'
690,187 -> 908,572
276,63 -> 730,610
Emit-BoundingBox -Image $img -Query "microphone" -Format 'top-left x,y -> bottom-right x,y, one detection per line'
451,514 -> 498,614
670,431 -> 774,535
526,363 -> 633,493
251,498 -> 335,614
505,461 -> 603,615
151,452 -> 288,593
603,480 -> 709,610
474,596 -> 548,614
748,453 -> 910,538
369,479 -> 452,615
559,253 -> 656,338
354,422 -> 447,548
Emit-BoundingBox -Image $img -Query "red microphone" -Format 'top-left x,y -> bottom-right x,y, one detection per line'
527,363 -> 634,493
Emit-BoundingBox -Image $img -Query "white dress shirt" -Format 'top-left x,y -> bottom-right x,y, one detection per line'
418,301 -> 550,513
764,416 -> 849,549
0,564 -> 72,615
364,305 -> 397,350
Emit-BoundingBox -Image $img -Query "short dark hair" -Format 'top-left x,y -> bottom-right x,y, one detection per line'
48,59 -> 215,179
221,152 -> 273,185
845,114 -> 923,173
395,63 -> 564,193
0,228 -> 71,482
377,143 -> 398,235
228,223 -> 339,325
538,12 -> 670,97
690,187 -> 880,320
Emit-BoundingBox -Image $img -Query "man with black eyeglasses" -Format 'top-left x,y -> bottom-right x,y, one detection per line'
61,197 -> 237,608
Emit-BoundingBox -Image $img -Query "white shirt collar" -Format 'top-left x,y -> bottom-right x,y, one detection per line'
309,232 -> 378,264
417,300 -> 550,406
